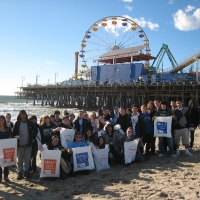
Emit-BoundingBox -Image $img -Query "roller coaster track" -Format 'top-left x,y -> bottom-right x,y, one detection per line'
168,50 -> 200,73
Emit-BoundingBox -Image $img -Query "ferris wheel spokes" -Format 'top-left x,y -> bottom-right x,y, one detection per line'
86,40 -> 109,49
117,28 -> 132,48
123,40 -> 144,49
89,32 -> 110,47
84,47 -> 109,53
118,32 -> 140,49
98,27 -> 113,50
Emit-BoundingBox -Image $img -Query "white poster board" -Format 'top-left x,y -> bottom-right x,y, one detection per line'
72,146 -> 95,172
40,150 -> 61,178
93,147 -> 110,172
124,139 -> 139,164
0,138 -> 17,167
60,128 -> 75,149
36,128 -> 43,151
154,117 -> 172,138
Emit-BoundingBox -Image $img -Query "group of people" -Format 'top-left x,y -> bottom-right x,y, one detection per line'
0,98 -> 198,182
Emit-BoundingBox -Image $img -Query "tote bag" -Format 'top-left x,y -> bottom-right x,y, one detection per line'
124,139 -> 139,164
72,146 -> 95,172
40,150 -> 61,178
0,138 -> 17,167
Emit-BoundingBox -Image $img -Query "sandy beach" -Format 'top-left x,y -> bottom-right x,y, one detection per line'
1,129 -> 200,200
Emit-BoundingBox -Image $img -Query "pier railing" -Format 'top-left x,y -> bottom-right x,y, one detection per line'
21,75 -> 198,89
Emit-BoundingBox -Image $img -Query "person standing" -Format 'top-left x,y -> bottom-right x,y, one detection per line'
173,100 -> 193,156
74,110 -> 92,139
129,104 -> 146,154
13,110 -> 38,179
54,110 -> 62,125
116,106 -> 129,133
188,100 -> 199,149
28,115 -> 39,173
154,101 -> 177,158
0,115 -> 13,182
141,105 -> 155,155
6,113 -> 14,131
170,100 -> 176,111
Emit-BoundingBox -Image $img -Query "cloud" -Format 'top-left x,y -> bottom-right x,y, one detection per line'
173,6 -> 200,31
147,21 -> 159,31
168,0 -> 174,5
125,5 -> 133,11
123,15 -> 159,31
122,0 -> 133,2
45,61 -> 58,65
185,5 -> 196,12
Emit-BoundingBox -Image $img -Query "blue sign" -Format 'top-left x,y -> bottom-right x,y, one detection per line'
76,152 -> 89,168
156,122 -> 167,134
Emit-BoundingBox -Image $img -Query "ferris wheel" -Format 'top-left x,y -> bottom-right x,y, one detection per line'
79,16 -> 150,68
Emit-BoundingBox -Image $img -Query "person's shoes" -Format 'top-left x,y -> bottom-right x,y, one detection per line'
158,153 -> 165,157
24,172 -> 31,178
17,173 -> 23,180
4,177 -> 10,182
185,150 -> 193,156
176,149 -> 180,156
125,163 -> 131,166
171,154 -> 177,158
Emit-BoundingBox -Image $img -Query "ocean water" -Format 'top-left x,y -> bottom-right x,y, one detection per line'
0,95 -> 79,123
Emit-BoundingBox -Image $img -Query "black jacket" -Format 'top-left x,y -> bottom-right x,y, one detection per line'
128,113 -> 146,138
188,101 -> 199,127
74,117 -> 92,136
13,118 -> 38,147
116,114 -> 130,133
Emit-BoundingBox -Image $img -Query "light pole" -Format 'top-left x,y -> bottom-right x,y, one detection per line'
196,58 -> 199,82
48,79 -> 50,84
55,72 -> 58,85
22,76 -> 25,87
36,74 -> 40,85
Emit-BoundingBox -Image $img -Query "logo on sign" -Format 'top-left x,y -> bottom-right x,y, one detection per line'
3,148 -> 15,163
44,159 -> 56,174
76,152 -> 89,168
157,122 -> 167,134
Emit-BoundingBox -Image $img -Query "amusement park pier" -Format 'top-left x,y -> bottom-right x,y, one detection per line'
16,16 -> 200,108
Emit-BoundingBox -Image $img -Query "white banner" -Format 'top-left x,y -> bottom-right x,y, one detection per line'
124,139 -> 139,164
0,138 -> 17,167
36,128 -> 43,151
40,150 -> 61,178
72,146 -> 95,172
60,128 -> 75,149
93,147 -> 110,172
154,117 -> 172,138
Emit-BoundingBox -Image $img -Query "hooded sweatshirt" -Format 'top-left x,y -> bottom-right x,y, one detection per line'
13,110 -> 38,147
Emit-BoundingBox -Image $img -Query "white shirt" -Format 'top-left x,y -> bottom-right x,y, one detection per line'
131,113 -> 139,135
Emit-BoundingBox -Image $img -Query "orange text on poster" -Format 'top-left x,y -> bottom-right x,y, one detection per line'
3,148 -> 15,163
44,159 -> 56,174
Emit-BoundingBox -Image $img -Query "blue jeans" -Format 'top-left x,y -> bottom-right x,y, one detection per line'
159,136 -> 174,155
17,146 -> 32,174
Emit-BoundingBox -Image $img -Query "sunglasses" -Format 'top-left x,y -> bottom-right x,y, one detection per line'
76,136 -> 82,138
127,131 -> 132,133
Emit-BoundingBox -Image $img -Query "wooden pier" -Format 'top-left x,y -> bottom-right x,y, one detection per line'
18,81 -> 200,109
